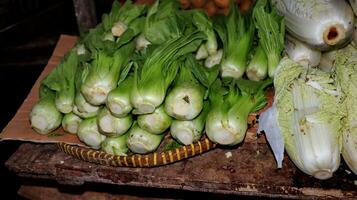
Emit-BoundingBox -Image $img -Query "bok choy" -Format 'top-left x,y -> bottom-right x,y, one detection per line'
106,76 -> 134,117
165,56 -> 205,120
41,50 -> 78,113
190,10 -> 218,55
62,112 -> 82,134
246,45 -> 268,81
216,2 -> 255,79
144,0 -> 181,45
253,0 -> 285,78
205,79 -> 269,145
101,134 -> 129,156
30,85 -> 63,134
102,0 -> 146,38
77,117 -> 106,149
130,32 -> 205,114
137,105 -> 172,134
81,42 -> 135,105
126,124 -> 165,154
74,63 -> 100,117
171,101 -> 210,145
97,107 -> 133,137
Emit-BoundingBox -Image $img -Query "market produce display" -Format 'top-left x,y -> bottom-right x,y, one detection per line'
28,0 -> 357,181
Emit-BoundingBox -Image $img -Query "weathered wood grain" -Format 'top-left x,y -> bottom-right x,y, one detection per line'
6,142 -> 357,199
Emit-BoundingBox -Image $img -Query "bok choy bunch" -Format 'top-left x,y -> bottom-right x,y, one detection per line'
215,2 -> 255,79
205,79 -> 269,146
273,57 -> 342,180
272,0 -> 354,51
130,32 -> 205,114
144,0 -> 181,45
335,45 -> 357,176
106,76 -> 134,117
137,105 -> 172,134
102,0 -> 146,38
165,56 -> 205,120
77,117 -> 106,149
81,42 -> 135,105
246,45 -> 268,81
97,107 -> 133,137
126,124 -> 165,154
101,133 -> 129,156
62,112 -> 82,134
74,63 -> 100,118
171,101 -> 210,145
41,50 -> 78,113
253,0 -> 285,78
30,85 -> 63,134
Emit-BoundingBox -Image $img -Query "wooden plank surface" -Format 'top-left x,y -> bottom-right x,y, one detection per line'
18,184 -> 167,200
6,142 -> 357,199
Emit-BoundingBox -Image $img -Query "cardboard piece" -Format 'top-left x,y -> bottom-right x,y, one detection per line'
0,35 -> 86,147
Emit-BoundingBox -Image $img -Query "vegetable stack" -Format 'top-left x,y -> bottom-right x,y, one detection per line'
256,0 -> 357,181
30,0 -> 279,156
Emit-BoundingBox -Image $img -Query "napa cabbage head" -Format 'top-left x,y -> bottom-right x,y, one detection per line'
274,57 -> 342,180
334,45 -> 357,176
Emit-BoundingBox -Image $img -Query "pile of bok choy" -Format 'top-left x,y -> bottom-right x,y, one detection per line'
30,0 -> 278,157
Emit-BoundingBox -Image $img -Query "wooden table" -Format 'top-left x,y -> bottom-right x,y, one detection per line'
6,139 -> 357,199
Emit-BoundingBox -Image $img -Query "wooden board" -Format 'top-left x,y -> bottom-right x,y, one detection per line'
6,143 -> 357,199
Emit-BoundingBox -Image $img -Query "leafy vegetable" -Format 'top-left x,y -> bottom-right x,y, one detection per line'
253,0 -> 285,78
205,79 -> 269,145
246,44 -> 268,81
42,50 -> 78,113
106,75 -> 134,117
77,117 -> 106,149
165,55 -> 205,120
144,0 -> 182,44
131,31 -> 205,114
81,42 -> 135,105
284,34 -> 321,68
97,107 -> 133,137
30,86 -> 63,134
274,57 -> 342,180
101,134 -> 129,156
126,124 -> 165,154
335,45 -> 357,176
272,0 -> 353,51
137,105 -> 172,134
171,101 -> 210,145
62,112 -> 82,134
217,2 -> 255,79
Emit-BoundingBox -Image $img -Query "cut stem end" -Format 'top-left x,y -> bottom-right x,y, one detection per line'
323,24 -> 346,46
